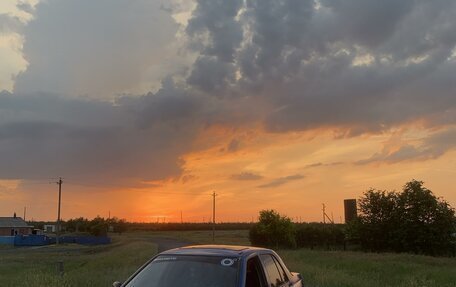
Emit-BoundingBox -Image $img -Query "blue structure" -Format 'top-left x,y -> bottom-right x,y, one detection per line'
14,235 -> 49,246
12,234 -> 111,246
0,236 -> 15,245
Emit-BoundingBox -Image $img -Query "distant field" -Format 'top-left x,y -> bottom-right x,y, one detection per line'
0,230 -> 455,287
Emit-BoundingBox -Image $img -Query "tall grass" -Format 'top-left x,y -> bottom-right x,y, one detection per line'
1,231 -> 455,287
279,249 -> 456,287
0,238 -> 156,287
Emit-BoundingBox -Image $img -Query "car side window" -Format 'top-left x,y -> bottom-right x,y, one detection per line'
259,254 -> 285,287
246,256 -> 266,287
271,256 -> 289,283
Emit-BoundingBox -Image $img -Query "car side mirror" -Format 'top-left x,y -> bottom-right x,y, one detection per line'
112,281 -> 122,287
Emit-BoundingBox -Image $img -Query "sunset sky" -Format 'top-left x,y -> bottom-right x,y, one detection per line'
0,0 -> 455,223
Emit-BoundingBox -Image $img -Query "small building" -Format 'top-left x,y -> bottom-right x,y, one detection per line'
43,224 -> 56,233
0,216 -> 33,236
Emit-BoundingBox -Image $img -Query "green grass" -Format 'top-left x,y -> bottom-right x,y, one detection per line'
0,236 -> 156,287
1,230 -> 455,286
279,249 -> 456,287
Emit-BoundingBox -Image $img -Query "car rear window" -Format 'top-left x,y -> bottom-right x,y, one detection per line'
125,255 -> 240,287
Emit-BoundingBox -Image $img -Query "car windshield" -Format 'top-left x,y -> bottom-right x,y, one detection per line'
125,255 -> 240,287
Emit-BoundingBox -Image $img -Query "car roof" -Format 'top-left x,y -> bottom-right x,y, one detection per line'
159,245 -> 271,257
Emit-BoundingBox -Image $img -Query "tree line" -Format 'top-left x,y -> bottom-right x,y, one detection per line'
250,180 -> 456,256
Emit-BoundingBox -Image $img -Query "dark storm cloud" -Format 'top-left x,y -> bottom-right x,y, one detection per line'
186,0 -> 243,62
186,0 -> 456,134
185,0 -> 243,93
3,0 -> 456,185
0,89 -> 202,183
257,174 -> 304,188
186,56 -> 236,93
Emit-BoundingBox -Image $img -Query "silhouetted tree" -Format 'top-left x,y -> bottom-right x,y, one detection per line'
351,180 -> 456,256
250,210 -> 296,248
396,180 -> 455,255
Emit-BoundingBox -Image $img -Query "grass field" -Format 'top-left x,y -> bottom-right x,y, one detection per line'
0,236 -> 156,287
0,230 -> 455,286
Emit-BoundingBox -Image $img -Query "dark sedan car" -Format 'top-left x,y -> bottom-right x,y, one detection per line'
113,245 -> 303,287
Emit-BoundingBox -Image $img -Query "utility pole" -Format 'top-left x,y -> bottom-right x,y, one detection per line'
212,192 -> 217,242
56,177 -> 63,245
23,206 -> 26,221
181,210 -> 183,224
322,204 -> 326,224
322,203 -> 334,224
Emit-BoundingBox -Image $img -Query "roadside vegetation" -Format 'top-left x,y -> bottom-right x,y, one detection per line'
0,236 -> 156,287
2,179 -> 454,286
250,180 -> 456,257
1,230 -> 455,286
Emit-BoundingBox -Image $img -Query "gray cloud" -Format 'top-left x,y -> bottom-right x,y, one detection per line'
0,14 -> 23,34
231,172 -> 263,181
3,0 -> 456,186
13,0 -> 179,97
356,128 -> 456,164
0,89 -> 201,184
185,0 -> 456,134
226,138 -> 241,153
258,174 -> 304,188
186,0 -> 243,62
304,162 -> 343,168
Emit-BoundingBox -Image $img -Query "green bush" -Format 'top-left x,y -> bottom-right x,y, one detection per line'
296,223 -> 345,249
249,210 -> 296,249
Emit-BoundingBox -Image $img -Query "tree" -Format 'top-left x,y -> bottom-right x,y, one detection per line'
107,217 -> 128,234
88,216 -> 108,236
353,180 -> 456,256
65,217 -> 90,233
249,210 -> 296,249
396,180 -> 455,255
356,189 -> 400,252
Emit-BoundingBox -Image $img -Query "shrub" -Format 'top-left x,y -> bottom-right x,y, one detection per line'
249,210 -> 296,249
296,223 -> 345,249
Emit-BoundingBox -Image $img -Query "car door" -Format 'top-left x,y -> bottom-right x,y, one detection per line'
259,254 -> 290,287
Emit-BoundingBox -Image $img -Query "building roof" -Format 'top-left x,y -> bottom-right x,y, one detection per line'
160,245 -> 270,257
0,217 -> 31,228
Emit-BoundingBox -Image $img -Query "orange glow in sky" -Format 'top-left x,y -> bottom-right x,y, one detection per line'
2,124 -> 455,223
1,0 -> 455,224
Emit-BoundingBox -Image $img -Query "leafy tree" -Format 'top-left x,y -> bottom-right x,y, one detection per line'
249,210 -> 296,249
89,216 -> 108,236
353,180 -> 456,256
396,180 -> 456,255
65,217 -> 90,233
107,217 -> 128,234
356,189 -> 400,252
